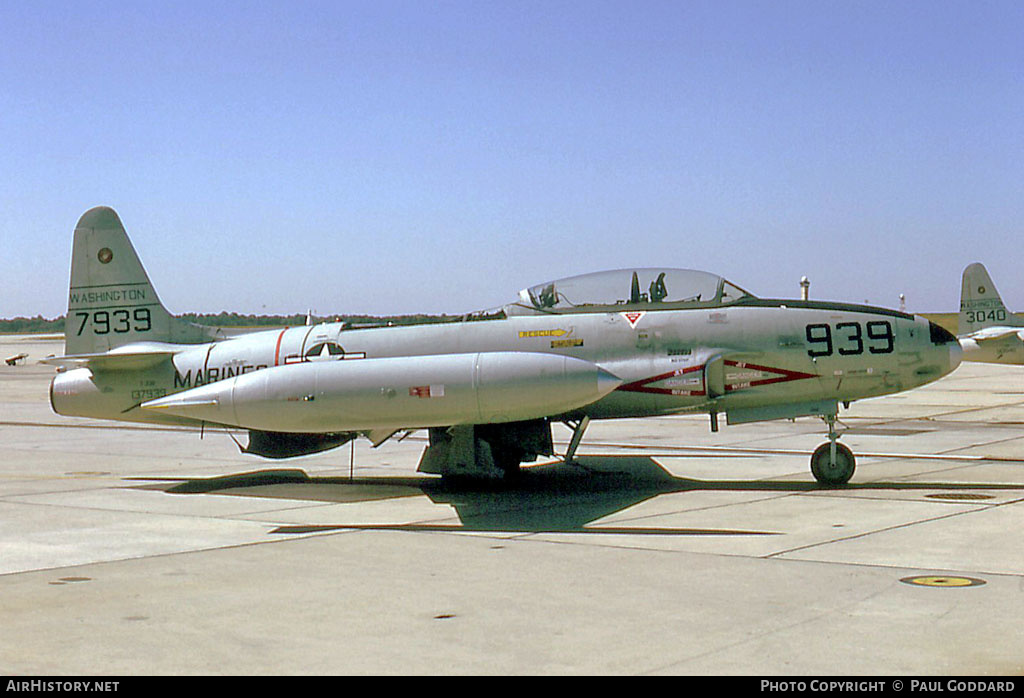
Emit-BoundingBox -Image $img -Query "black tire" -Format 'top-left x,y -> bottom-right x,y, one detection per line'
810,442 -> 856,486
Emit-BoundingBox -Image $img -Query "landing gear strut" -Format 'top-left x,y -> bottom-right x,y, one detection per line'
810,413 -> 855,486
563,416 -> 590,463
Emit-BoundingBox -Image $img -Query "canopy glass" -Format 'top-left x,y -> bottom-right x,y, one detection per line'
512,268 -> 755,313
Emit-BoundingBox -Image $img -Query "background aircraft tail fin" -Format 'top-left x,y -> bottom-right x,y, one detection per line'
65,207 -> 220,355
959,262 -> 1023,335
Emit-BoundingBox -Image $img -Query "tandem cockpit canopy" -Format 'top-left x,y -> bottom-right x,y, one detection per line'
506,268 -> 756,315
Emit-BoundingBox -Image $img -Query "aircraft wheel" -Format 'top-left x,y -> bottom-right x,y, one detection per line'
810,442 -> 855,486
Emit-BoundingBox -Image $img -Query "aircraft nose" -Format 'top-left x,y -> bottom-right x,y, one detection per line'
928,321 -> 962,373
948,338 -> 964,371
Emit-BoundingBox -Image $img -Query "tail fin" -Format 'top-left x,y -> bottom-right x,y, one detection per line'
959,262 -> 1023,335
65,207 -> 219,354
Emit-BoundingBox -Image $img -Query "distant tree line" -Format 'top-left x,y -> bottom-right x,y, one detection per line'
0,312 -> 469,334
0,316 -> 64,333
177,312 -> 461,327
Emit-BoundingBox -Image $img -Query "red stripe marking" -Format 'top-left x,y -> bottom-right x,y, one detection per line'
274,329 -> 287,367
617,360 -> 817,396
618,364 -> 705,395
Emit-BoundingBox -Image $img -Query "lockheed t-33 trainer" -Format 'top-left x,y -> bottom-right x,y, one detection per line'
957,262 -> 1024,365
48,207 -> 963,485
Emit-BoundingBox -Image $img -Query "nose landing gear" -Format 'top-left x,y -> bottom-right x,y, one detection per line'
811,413 -> 855,486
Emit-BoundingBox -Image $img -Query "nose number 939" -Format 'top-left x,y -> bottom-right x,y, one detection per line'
805,321 -> 895,358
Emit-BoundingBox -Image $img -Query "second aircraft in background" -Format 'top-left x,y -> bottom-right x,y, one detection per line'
958,262 -> 1024,365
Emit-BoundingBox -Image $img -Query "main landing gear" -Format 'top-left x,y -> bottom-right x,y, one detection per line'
810,413 -> 855,486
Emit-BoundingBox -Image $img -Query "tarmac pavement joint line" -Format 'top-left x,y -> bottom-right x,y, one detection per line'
766,494 -> 1024,565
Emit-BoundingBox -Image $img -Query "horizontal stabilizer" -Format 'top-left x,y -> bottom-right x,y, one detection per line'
969,327 -> 1024,343
42,350 -> 176,371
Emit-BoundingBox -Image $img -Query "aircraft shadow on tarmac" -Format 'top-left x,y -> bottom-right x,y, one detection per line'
142,454 -> 1024,536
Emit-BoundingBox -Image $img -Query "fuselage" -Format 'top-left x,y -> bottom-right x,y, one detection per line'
51,299 -> 962,431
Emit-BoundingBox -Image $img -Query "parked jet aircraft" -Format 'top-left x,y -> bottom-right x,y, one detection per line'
957,263 -> 1024,365
48,207 -> 962,485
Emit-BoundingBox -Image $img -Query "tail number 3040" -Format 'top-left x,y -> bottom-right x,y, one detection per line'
805,321 -> 894,358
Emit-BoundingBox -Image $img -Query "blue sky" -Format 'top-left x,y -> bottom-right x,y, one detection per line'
2,1 -> 1023,317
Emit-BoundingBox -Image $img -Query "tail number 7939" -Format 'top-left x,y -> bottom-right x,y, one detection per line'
805,321 -> 894,358
74,308 -> 153,335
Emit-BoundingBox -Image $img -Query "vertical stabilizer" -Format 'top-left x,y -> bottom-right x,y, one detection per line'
959,262 -> 1023,335
66,207 -> 218,354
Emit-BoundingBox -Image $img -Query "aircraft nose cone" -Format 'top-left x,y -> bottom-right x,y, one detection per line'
926,321 -> 961,374
948,340 -> 963,372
